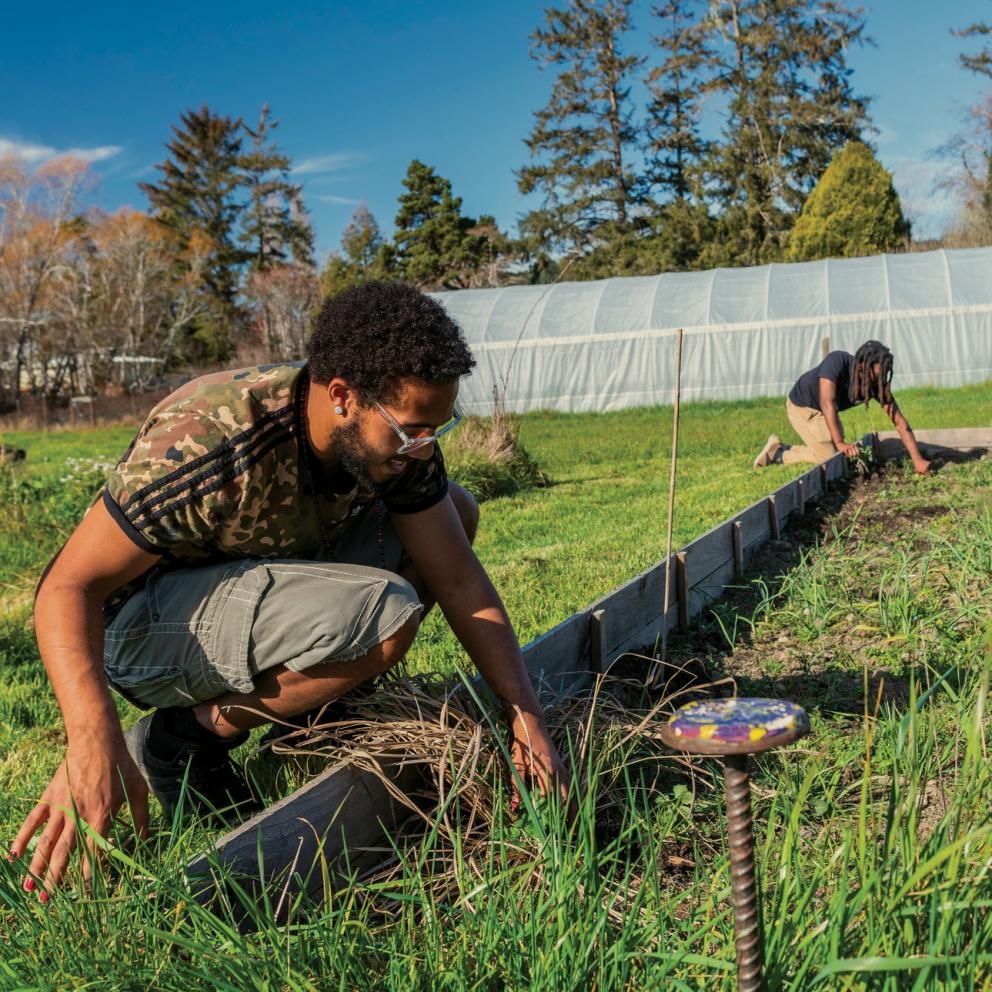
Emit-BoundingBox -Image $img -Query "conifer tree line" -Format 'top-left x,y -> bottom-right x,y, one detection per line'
2,0 -> 991,409
516,0 -> 880,278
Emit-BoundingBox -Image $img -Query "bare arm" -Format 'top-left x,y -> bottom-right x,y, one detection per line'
819,377 -> 860,457
392,495 -> 570,805
883,398 -> 931,474
12,498 -> 161,894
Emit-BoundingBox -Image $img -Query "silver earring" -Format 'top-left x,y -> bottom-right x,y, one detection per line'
334,405 -> 345,416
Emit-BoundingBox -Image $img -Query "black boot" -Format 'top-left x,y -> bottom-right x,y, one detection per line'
124,707 -> 261,824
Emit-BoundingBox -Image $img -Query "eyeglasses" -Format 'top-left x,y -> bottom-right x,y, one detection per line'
374,402 -> 462,455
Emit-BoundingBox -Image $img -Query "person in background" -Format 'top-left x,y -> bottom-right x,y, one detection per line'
753,340 -> 931,475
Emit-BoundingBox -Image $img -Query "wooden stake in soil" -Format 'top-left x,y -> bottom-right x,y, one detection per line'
661,697 -> 810,992
656,328 -> 684,675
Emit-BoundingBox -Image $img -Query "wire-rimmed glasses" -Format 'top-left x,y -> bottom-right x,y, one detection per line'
374,403 -> 462,455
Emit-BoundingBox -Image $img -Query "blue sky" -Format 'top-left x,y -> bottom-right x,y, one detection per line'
2,0 -> 988,261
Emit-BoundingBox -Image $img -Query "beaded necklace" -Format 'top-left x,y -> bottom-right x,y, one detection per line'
295,369 -> 387,568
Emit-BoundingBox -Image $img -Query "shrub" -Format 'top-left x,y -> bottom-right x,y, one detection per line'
786,141 -> 911,261
443,409 -> 546,502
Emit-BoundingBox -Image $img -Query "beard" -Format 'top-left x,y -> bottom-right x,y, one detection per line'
334,418 -> 387,494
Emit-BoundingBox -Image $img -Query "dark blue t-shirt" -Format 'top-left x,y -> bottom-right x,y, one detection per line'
789,351 -> 857,412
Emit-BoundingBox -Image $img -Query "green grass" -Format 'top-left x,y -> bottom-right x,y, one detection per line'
1,382 -> 991,989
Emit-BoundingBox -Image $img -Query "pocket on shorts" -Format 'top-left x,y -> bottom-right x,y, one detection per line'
104,662 -> 194,711
248,561 -> 421,674
171,559 -> 271,698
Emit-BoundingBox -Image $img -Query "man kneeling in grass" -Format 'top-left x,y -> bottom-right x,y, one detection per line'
753,340 -> 931,475
11,281 -> 569,900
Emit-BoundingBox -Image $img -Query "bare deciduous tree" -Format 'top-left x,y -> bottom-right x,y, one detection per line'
45,210 -> 212,392
244,263 -> 320,361
0,155 -> 91,408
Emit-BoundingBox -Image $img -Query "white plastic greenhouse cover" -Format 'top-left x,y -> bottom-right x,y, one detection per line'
432,246 -> 992,414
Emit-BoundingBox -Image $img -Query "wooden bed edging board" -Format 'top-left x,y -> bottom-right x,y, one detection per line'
186,755 -> 425,918
194,425 -> 992,913
521,447 -> 847,696
528,426 -> 991,688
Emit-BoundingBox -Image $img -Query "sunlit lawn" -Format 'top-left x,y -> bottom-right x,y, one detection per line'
1,381 -> 991,989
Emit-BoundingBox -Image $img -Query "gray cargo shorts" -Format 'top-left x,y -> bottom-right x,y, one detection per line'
103,506 -> 422,710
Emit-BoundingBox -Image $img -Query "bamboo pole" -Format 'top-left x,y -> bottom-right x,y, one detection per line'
654,328 -> 684,679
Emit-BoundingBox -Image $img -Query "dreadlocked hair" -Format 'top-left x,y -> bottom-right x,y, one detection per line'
850,340 -> 894,407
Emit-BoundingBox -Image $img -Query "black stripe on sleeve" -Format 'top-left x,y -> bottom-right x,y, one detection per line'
102,489 -> 171,554
121,403 -> 294,517
135,426 -> 294,526
124,409 -> 295,528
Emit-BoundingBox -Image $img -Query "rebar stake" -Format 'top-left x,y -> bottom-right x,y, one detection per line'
660,697 -> 810,992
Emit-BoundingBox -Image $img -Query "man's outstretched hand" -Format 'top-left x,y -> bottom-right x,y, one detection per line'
10,736 -> 149,898
507,710 -> 572,817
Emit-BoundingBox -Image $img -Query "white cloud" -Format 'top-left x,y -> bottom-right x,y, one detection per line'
0,136 -> 122,166
292,152 -> 362,176
0,138 -> 57,162
315,194 -> 362,206
63,145 -> 123,164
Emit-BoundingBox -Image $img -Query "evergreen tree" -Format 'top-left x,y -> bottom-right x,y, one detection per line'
393,160 -> 484,289
703,0 -> 871,267
955,11 -> 992,79
239,105 -> 315,271
320,204 -> 394,299
645,0 -> 711,204
635,198 -> 716,272
785,141 -> 910,261
642,0 -> 714,270
517,0 -> 643,270
341,204 -> 386,277
140,105 -> 246,362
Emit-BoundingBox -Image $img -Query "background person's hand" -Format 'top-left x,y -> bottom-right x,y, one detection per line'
11,738 -> 149,897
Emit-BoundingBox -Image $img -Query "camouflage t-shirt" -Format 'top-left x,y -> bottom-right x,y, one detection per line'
101,363 -> 447,615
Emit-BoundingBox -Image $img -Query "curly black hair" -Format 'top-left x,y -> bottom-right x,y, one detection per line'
850,340 -> 894,407
306,281 -> 476,403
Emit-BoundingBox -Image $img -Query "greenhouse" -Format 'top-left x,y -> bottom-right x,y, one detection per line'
433,246 -> 992,414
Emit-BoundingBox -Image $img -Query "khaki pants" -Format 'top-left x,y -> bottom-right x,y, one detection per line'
783,398 -> 838,465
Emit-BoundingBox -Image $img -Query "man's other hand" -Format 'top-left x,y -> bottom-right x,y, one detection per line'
11,737 -> 149,897
913,457 -> 931,475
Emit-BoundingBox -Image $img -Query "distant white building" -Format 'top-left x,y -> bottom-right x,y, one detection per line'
8,351 -> 165,396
